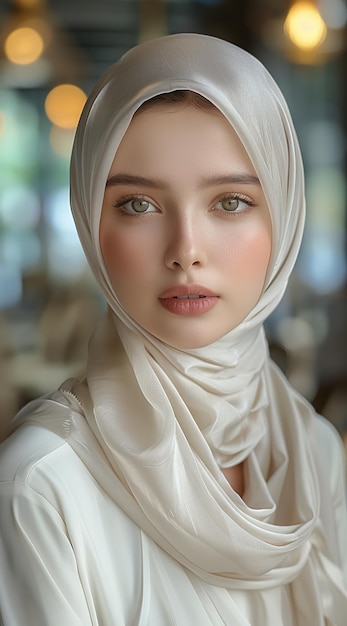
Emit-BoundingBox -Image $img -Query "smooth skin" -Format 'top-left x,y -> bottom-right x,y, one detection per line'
100,103 -> 272,352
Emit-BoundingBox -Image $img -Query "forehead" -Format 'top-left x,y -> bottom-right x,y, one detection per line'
108,103 -> 256,175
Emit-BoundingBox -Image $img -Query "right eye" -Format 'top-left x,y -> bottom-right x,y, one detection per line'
115,197 -> 157,214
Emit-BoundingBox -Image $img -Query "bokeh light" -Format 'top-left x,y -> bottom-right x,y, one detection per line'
44,84 -> 87,129
4,27 -> 44,65
284,2 -> 327,50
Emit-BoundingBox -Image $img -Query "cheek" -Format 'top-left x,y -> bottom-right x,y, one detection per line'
223,225 -> 272,277
100,226 -> 152,285
100,230 -> 119,272
245,230 -> 272,272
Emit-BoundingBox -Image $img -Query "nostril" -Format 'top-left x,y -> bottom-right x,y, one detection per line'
170,258 -> 200,270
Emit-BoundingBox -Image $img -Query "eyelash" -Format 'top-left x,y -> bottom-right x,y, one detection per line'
112,192 -> 256,216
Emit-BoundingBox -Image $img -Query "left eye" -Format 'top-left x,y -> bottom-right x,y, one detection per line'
124,199 -> 154,213
216,197 -> 247,212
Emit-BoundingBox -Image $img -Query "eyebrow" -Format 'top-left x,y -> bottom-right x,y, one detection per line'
105,172 -> 261,188
197,174 -> 261,188
106,174 -> 165,188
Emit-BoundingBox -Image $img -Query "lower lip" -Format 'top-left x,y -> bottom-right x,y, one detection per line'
159,296 -> 218,316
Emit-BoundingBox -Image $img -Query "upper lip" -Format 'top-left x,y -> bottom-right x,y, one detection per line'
159,284 -> 218,299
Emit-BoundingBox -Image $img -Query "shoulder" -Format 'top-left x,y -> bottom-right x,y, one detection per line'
0,385 -> 97,509
0,421 -> 77,554
0,401 -> 122,555
0,385 -> 129,530
0,420 -> 94,522
0,421 -> 68,483
0,379 -> 88,484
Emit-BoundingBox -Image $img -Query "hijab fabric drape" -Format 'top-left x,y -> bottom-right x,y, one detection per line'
66,34 -> 347,623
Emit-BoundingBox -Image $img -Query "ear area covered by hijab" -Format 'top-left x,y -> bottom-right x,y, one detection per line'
66,34 -> 347,624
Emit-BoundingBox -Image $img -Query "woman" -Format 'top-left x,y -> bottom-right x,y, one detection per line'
1,33 -> 347,625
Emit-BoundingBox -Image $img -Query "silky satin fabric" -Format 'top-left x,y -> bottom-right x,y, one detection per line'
67,34 -> 347,622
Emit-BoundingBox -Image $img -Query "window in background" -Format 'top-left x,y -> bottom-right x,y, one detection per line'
0,89 -> 41,308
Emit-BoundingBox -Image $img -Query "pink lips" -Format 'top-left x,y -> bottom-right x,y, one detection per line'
159,285 -> 219,316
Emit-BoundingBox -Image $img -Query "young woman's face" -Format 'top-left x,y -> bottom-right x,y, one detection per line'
100,104 -> 272,349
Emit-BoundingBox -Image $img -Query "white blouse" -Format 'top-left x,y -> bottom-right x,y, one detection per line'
0,395 -> 346,625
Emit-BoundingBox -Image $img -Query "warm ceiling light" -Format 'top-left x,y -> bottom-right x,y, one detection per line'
44,84 -> 87,129
4,26 -> 44,65
284,2 -> 327,50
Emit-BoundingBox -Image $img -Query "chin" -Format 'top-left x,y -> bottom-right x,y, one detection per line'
159,331 -> 228,351
143,317 -> 239,351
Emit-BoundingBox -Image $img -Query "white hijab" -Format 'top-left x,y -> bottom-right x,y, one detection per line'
68,33 -> 346,621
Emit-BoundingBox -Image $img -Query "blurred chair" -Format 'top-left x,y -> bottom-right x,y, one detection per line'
8,282 -> 101,408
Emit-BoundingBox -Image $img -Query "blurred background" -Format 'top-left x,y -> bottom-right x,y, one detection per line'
0,0 -> 346,444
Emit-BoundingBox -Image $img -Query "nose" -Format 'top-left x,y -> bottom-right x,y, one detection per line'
164,213 -> 207,271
